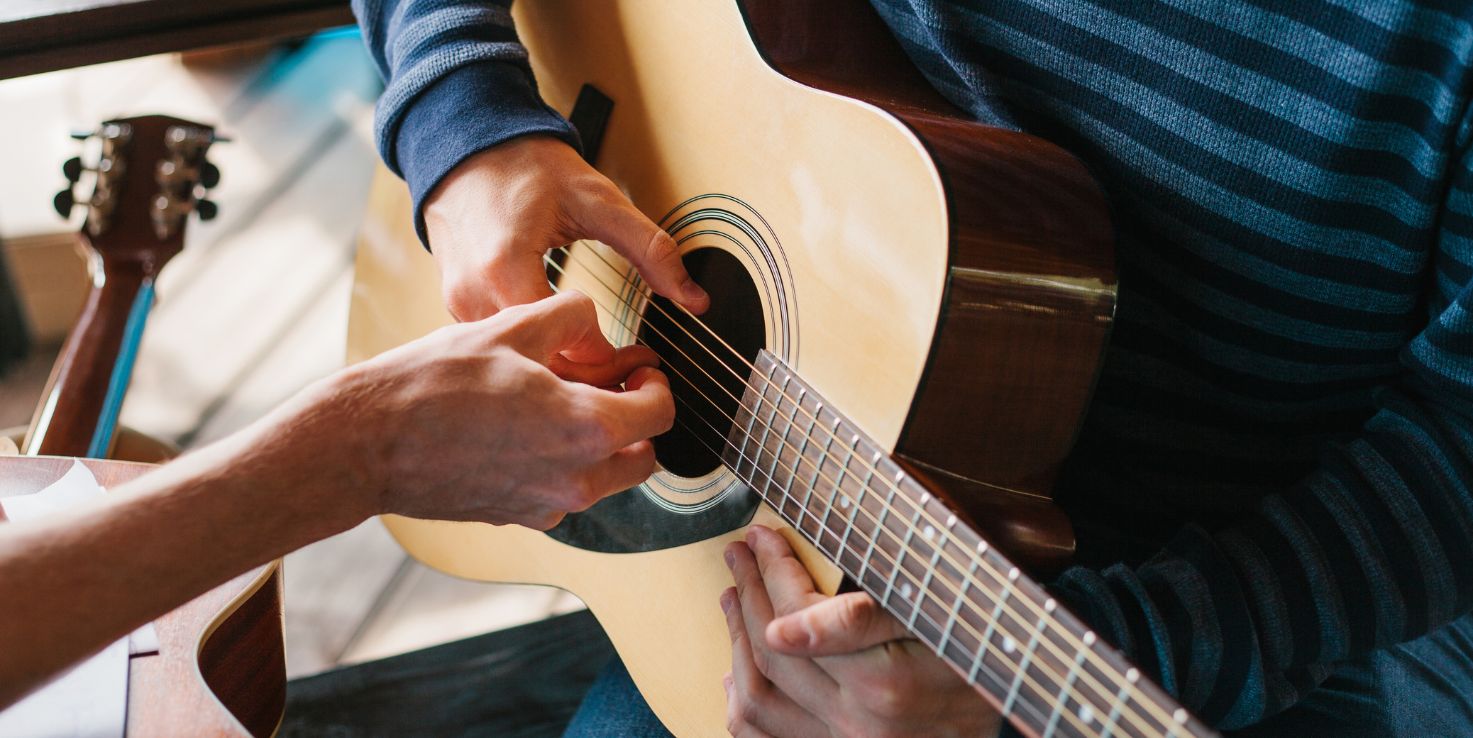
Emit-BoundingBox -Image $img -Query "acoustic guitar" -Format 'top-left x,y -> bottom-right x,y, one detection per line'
7,116 -> 285,737
347,2 -> 1217,737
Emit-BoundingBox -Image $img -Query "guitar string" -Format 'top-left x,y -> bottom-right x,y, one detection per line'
550,250 -> 1179,737
555,246 -> 1185,735
567,247 -> 1041,502
545,256 -> 1173,738
543,266 -> 1099,738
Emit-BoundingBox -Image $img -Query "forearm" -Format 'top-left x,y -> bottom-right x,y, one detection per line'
0,380 -> 371,708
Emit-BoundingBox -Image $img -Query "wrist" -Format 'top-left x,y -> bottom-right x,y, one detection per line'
231,368 -> 386,536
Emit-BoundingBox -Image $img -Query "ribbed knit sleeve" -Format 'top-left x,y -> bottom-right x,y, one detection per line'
351,0 -> 579,245
1051,148 -> 1473,727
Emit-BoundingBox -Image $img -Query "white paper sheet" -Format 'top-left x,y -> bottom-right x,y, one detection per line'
0,461 -> 151,738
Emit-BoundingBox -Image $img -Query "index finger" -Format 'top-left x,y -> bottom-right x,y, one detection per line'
573,199 -> 710,314
497,290 -> 615,365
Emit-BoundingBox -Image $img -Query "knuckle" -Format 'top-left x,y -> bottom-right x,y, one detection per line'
568,477 -> 603,511
737,692 -> 766,725
644,230 -> 679,265
858,675 -> 910,720
749,645 -> 773,678
837,595 -> 872,633
575,414 -> 618,457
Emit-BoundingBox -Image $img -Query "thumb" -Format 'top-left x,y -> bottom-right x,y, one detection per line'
765,592 -> 910,657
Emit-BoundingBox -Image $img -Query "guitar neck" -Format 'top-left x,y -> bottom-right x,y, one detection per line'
721,350 -> 1214,738
24,251 -> 156,458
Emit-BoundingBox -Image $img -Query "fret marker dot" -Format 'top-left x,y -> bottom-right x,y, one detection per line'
839,497 -> 851,509
900,583 -> 913,600
946,514 -> 957,529
923,525 -> 936,540
1084,631 -> 1097,646
1174,709 -> 1188,724
1078,705 -> 1094,724
1044,598 -> 1057,613
977,541 -> 989,554
1003,636 -> 1016,654
1126,668 -> 1140,684
1008,567 -> 1020,582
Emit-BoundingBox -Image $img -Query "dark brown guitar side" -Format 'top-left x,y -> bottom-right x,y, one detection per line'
743,0 -> 1116,574
0,457 -> 285,737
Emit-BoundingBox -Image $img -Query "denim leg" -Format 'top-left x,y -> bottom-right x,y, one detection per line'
1229,613 -> 1473,738
563,658 -> 675,738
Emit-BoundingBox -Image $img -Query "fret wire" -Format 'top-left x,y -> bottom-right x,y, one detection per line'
883,479 -> 920,615
678,383 -> 1107,738
855,452 -> 886,586
1045,633 -> 1096,738
794,398 -> 822,539
549,258 -> 1180,738
938,549 -> 977,656
779,387 -> 810,530
757,373 -> 789,517
1104,669 -> 1140,738
814,415 -> 844,554
835,434 -> 863,561
561,250 -> 1190,737
911,518 -> 948,633
753,471 -> 1061,736
1005,600 -> 1054,717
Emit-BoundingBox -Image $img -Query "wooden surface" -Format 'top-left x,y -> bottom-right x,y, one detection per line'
0,455 -> 283,737
0,0 -> 353,80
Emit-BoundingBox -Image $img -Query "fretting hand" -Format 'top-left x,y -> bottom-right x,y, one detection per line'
424,135 -> 710,321
722,525 -> 1002,738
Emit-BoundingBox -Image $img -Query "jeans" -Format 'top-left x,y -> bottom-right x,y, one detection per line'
564,614 -> 1473,737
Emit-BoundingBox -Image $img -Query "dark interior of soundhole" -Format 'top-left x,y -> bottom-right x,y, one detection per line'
639,248 -> 764,478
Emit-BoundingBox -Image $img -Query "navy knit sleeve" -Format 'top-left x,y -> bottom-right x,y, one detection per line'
1051,142 -> 1473,729
351,0 -> 580,246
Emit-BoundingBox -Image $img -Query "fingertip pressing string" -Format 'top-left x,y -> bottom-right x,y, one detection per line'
542,245 -> 1184,738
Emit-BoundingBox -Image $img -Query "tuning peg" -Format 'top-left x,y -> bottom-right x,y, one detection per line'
62,157 -> 84,183
200,161 -> 220,189
53,189 -> 75,218
195,199 -> 219,221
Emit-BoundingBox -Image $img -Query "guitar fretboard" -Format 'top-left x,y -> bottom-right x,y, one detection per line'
721,350 -> 1216,738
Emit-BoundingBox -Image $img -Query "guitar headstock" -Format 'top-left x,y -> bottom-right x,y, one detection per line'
53,115 -> 222,264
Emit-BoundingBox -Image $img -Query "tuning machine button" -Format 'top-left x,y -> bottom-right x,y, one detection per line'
53,189 -> 75,218
200,161 -> 220,189
62,157 -> 84,183
195,199 -> 219,221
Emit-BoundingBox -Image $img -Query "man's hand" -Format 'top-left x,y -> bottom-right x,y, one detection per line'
323,290 -> 674,530
425,135 -> 710,321
722,526 -> 1002,738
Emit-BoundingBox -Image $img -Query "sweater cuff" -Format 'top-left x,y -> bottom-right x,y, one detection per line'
392,61 -> 581,248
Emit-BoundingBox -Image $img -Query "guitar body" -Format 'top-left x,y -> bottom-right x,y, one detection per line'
347,1 -> 1113,734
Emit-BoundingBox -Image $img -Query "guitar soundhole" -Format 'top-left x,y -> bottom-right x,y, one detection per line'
640,248 -> 764,478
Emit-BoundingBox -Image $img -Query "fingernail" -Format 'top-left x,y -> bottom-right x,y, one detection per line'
724,547 -> 736,568
720,589 -> 735,613
680,279 -> 709,305
723,673 -> 733,689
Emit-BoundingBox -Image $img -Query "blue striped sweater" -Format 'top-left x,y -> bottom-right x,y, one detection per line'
351,0 -> 1473,729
